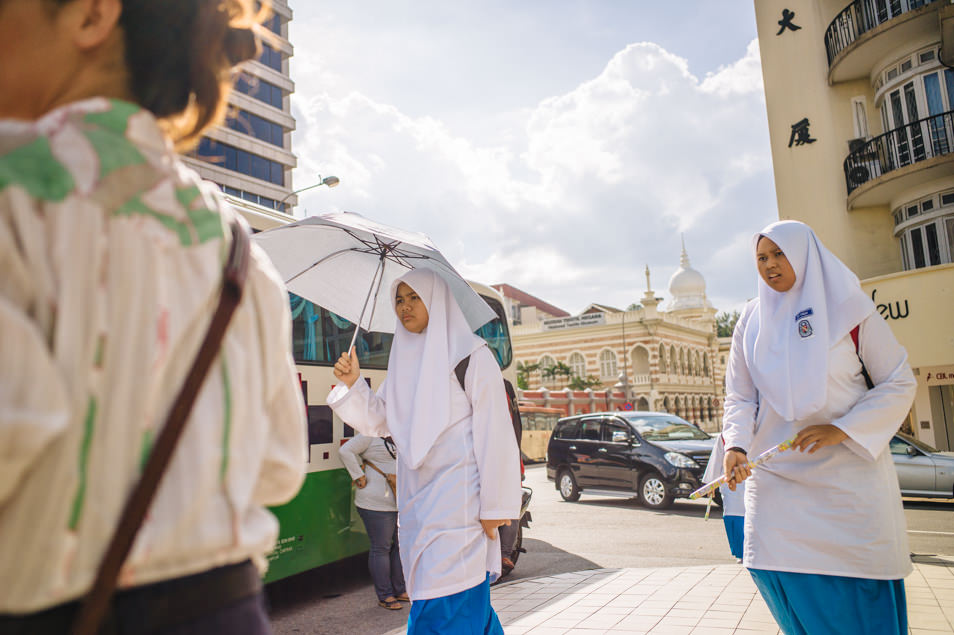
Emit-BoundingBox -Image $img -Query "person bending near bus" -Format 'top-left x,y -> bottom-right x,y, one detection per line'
339,434 -> 408,610
331,269 -> 520,634
0,1 -> 307,632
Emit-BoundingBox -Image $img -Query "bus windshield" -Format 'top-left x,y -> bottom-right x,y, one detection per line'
290,291 -> 513,371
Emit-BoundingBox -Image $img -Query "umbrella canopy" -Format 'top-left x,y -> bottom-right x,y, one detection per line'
253,211 -> 497,335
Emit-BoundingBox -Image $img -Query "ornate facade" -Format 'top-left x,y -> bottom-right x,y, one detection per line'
509,246 -> 730,432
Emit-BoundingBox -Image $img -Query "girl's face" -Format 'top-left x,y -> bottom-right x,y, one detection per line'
395,282 -> 429,334
756,236 -> 797,292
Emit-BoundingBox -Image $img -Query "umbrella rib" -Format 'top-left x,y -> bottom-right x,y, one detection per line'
285,247 -> 368,284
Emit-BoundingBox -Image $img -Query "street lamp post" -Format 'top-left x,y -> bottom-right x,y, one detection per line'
279,174 -> 340,211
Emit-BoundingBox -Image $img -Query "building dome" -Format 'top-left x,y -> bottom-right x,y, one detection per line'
666,239 -> 711,311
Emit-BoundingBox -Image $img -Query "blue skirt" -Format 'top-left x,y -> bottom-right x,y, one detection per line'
723,515 -> 744,560
749,568 -> 907,635
407,574 -> 503,635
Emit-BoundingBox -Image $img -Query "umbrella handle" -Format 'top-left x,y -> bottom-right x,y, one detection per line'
348,254 -> 388,356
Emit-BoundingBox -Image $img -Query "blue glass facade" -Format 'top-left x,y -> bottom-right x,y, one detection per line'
259,43 -> 283,72
224,109 -> 284,147
196,138 -> 285,186
234,75 -> 284,109
264,14 -> 282,35
221,185 -> 286,212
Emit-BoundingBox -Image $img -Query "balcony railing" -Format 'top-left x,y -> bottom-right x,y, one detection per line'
844,109 -> 954,194
825,0 -> 941,66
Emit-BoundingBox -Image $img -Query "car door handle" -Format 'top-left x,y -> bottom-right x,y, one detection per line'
568,445 -> 577,450
597,448 -> 608,453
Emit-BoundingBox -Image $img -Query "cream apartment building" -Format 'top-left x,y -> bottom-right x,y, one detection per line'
754,0 -> 954,449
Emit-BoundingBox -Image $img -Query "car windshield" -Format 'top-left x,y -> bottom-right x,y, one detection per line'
897,432 -> 939,454
624,415 -> 711,441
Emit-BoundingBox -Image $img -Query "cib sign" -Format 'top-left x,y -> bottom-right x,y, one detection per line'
543,312 -> 606,331
925,366 -> 954,386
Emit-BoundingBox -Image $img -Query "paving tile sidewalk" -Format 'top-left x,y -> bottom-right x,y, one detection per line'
483,557 -> 954,634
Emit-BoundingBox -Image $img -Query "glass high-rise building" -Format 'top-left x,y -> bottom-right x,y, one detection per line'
184,0 -> 298,224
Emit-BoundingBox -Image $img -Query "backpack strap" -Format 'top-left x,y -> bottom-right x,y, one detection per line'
850,325 -> 875,390
503,379 -> 522,445
454,355 -> 471,392
455,354 -> 522,443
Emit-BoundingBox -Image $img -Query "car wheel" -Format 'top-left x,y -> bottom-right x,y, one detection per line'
638,472 -> 674,510
558,469 -> 581,502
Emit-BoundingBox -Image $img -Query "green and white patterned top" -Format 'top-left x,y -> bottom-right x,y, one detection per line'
0,98 -> 307,613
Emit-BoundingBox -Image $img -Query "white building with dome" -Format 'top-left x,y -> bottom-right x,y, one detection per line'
666,237 -> 715,318
505,246 -> 730,431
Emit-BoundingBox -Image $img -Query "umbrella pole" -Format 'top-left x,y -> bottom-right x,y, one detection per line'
347,255 -> 387,354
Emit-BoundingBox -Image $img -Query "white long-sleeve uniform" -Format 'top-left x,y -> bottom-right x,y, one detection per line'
328,345 -> 521,600
339,435 -> 397,512
722,304 -> 916,579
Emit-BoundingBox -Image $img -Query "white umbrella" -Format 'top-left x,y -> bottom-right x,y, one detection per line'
253,211 -> 496,350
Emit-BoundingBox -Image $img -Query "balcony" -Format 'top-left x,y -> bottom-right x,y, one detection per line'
844,109 -> 954,207
825,0 -> 942,83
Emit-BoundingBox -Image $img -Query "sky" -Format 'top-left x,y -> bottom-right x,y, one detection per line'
287,1 -> 778,316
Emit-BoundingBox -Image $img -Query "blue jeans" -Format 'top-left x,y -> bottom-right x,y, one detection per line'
356,507 -> 406,601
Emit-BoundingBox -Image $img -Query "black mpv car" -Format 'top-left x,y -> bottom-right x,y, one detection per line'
546,411 -> 715,509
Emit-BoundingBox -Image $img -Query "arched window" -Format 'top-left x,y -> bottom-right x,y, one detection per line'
568,352 -> 586,378
599,349 -> 618,378
663,396 -> 671,412
658,344 -> 666,373
538,355 -> 556,372
687,352 -> 695,376
703,352 -> 710,376
669,345 -> 677,373
695,351 -> 702,376
679,348 -> 686,375
636,397 -> 649,411
631,346 -> 650,375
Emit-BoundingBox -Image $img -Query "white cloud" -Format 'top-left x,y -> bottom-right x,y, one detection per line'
292,38 -> 776,314
700,39 -> 765,97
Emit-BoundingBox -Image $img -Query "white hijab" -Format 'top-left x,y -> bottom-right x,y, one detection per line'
744,220 -> 875,421
383,268 -> 486,470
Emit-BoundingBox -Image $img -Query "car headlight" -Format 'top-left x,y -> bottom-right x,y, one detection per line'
664,452 -> 699,468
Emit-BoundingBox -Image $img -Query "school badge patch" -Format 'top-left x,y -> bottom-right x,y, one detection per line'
797,319 -> 813,338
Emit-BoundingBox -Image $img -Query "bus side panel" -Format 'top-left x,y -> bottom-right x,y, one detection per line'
264,468 -> 370,583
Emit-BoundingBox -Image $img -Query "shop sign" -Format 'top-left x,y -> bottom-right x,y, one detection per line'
925,366 -> 954,386
871,288 -> 909,320
543,312 -> 606,331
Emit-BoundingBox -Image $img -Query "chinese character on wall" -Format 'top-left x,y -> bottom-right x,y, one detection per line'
777,9 -> 802,35
788,118 -> 817,147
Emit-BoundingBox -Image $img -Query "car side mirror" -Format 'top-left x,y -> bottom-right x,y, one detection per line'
906,445 -> 918,457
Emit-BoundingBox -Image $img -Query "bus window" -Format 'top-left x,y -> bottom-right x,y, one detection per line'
474,294 -> 513,370
290,293 -> 393,369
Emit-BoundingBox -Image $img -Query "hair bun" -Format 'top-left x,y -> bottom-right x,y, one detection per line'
224,25 -> 260,66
